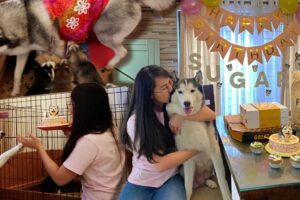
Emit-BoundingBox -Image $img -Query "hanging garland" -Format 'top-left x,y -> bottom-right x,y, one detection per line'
206,7 -> 289,34
189,16 -> 300,64
181,0 -> 300,64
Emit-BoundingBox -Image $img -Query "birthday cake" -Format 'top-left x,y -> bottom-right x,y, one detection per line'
40,116 -> 68,126
265,134 -> 300,157
37,106 -> 68,129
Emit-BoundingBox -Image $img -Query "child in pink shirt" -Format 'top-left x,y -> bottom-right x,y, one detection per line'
119,65 -> 216,200
18,83 -> 125,200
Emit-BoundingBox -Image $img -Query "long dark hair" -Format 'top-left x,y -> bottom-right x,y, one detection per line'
61,83 -> 119,162
121,65 -> 176,163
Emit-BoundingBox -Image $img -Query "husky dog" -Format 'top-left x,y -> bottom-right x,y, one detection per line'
166,72 -> 231,200
51,63 -> 75,93
66,44 -> 103,85
0,0 -> 65,96
35,52 -> 62,81
0,0 -> 174,96
52,43 -> 104,92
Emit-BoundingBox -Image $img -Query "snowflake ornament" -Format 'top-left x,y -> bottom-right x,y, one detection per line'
66,17 -> 79,29
74,0 -> 91,15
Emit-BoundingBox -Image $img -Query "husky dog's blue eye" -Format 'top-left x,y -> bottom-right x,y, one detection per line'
178,91 -> 183,94
191,89 -> 195,93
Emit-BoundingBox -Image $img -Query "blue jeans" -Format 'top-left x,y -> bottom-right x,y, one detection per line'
118,174 -> 186,200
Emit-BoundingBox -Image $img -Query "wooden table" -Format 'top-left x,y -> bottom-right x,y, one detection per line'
216,117 -> 300,200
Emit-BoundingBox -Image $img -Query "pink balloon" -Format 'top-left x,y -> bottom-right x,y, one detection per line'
181,0 -> 203,16
296,7 -> 300,22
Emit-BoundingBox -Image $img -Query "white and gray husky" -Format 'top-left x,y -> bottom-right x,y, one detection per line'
66,43 -> 104,85
0,0 -> 174,96
166,72 -> 231,200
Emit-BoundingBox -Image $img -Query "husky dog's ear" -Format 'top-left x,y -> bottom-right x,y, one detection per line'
194,70 -> 203,85
170,70 -> 179,83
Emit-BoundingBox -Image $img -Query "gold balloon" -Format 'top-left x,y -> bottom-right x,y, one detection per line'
203,0 -> 221,7
279,0 -> 298,14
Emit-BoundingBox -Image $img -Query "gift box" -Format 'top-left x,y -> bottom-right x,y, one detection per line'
224,115 -> 281,143
240,102 -> 289,129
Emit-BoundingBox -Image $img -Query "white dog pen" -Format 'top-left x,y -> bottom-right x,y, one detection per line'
0,86 -> 129,200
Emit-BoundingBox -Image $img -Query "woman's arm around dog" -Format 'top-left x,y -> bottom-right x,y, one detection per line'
169,106 -> 216,134
152,149 -> 199,172
17,134 -> 77,186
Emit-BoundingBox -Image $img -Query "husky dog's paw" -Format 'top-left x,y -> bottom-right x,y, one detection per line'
59,58 -> 69,66
205,179 -> 218,189
67,43 -> 80,53
11,88 -> 20,97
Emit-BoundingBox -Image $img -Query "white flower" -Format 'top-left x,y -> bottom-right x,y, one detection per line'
66,17 -> 79,29
74,0 -> 91,15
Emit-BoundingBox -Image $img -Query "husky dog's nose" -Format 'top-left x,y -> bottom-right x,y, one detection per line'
0,38 -> 10,46
184,101 -> 191,107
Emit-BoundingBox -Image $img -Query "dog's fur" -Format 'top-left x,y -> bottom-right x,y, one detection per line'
166,72 -> 231,200
295,52 -> 300,71
51,43 -> 105,93
35,52 -> 62,81
51,63 -> 75,93
0,0 -> 174,96
66,44 -> 103,85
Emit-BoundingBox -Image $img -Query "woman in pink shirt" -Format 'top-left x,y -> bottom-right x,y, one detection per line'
17,83 -> 125,200
119,65 -> 216,200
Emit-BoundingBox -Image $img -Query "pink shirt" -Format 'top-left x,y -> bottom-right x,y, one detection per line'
63,131 -> 125,200
127,113 -> 177,188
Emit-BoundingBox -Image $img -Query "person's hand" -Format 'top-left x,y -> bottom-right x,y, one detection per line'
17,134 -> 43,151
60,126 -> 72,137
169,114 -> 184,134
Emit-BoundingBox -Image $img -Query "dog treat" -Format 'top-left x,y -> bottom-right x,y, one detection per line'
268,154 -> 283,168
290,154 -> 300,168
250,141 -> 264,154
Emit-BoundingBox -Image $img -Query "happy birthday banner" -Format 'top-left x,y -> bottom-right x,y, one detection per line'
206,7 -> 289,34
189,16 -> 300,64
